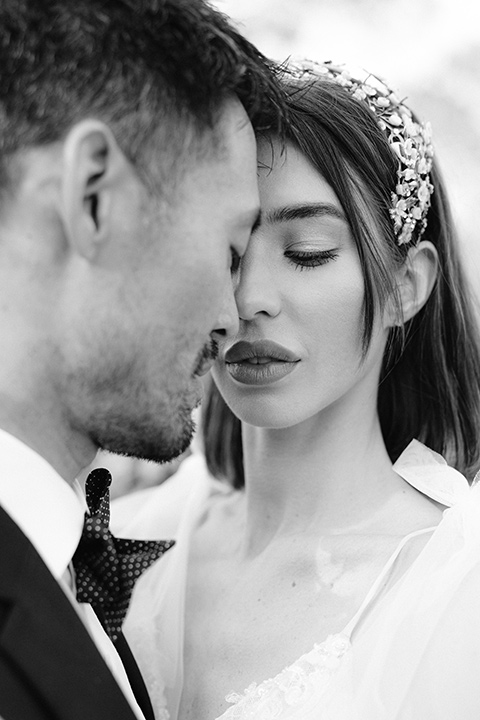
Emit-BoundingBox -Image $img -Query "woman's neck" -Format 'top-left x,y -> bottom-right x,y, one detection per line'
240,396 -> 402,557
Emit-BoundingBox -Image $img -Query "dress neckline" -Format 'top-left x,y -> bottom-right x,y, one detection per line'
220,440 -> 471,719
221,523 -> 438,719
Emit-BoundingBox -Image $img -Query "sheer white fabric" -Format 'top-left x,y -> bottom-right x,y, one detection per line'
114,441 -> 480,720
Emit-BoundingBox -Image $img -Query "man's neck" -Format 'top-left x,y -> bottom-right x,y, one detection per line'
0,392 -> 97,483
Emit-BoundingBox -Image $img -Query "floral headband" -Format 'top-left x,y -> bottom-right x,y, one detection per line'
290,60 -> 435,246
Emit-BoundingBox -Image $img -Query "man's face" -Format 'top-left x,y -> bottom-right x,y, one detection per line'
64,99 -> 259,463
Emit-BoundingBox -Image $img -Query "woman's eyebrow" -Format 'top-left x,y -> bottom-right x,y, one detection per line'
263,202 -> 347,225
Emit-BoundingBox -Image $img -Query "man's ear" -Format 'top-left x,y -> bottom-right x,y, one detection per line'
386,240 -> 439,327
60,119 -> 132,260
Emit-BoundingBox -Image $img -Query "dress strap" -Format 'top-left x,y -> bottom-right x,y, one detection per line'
341,440 -> 468,638
342,525 -> 436,638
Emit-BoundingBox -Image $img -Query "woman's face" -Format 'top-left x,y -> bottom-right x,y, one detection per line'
212,140 -> 390,429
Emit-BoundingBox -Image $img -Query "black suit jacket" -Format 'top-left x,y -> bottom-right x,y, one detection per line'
0,505 -> 141,720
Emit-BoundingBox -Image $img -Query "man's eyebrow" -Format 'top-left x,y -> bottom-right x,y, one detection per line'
263,203 -> 347,225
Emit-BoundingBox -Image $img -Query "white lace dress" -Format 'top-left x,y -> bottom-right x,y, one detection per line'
113,441 -> 480,720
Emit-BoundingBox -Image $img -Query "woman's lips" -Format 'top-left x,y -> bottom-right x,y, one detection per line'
225,340 -> 300,363
224,340 -> 300,386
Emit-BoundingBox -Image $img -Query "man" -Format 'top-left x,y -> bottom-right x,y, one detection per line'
0,1 -> 285,718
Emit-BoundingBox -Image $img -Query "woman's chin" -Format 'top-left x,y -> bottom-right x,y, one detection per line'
229,403 -> 305,430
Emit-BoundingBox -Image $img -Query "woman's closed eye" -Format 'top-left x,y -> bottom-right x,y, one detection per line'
284,248 -> 339,270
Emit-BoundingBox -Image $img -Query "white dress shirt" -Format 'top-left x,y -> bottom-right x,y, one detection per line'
0,429 -> 145,720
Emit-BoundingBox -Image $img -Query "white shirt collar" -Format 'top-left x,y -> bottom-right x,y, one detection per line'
0,428 -> 87,579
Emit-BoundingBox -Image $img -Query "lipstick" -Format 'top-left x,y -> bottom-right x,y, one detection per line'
224,340 -> 300,386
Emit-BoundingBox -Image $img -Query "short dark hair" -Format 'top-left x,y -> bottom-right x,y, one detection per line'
203,70 -> 480,483
0,0 -> 286,189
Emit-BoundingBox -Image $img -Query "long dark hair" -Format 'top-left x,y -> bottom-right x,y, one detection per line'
203,70 -> 480,486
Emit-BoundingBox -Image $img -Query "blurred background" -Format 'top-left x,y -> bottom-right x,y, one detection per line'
93,0 -> 480,497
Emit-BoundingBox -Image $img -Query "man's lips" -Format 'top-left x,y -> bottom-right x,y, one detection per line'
224,340 -> 300,364
193,339 -> 219,377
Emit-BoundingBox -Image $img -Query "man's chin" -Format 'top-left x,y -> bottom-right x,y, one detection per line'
94,407 -> 196,465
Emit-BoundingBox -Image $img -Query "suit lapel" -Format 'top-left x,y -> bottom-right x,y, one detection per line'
0,506 -> 139,720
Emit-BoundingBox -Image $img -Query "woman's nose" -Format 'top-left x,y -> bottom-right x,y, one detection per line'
235,244 -> 281,321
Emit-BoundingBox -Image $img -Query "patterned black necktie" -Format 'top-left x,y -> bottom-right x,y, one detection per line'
72,467 -> 174,642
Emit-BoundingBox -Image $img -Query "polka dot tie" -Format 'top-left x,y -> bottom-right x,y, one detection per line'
72,468 -> 175,642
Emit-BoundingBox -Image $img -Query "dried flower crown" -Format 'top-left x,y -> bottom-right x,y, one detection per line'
290,60 -> 435,246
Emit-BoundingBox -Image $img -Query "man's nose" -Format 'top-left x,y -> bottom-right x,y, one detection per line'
211,280 -> 240,341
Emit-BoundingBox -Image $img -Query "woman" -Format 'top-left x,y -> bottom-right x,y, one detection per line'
116,62 -> 480,719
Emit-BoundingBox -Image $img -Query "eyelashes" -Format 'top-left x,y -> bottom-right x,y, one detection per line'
284,249 -> 339,270
230,247 -> 340,275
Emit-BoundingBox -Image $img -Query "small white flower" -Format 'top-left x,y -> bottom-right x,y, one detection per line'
388,112 -> 402,126
418,181 -> 431,204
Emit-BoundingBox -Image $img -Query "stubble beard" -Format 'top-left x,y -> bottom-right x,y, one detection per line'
69,356 -> 200,465
71,338 -> 217,465
87,383 -> 198,465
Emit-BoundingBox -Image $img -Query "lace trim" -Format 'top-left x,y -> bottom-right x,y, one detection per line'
222,633 -> 350,719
